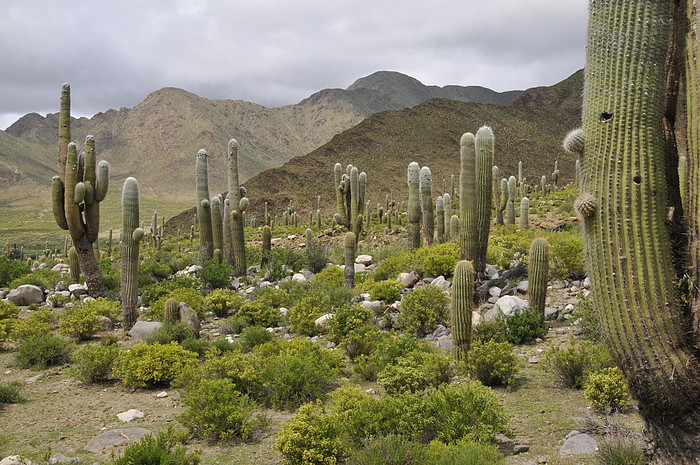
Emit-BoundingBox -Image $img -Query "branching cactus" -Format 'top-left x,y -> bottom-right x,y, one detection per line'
120,177 -> 144,330
459,133 -> 477,260
163,298 -> 180,325
407,162 -> 422,248
52,85 -> 108,297
195,149 -> 213,261
451,260 -> 474,361
228,139 -> 249,277
344,231 -> 356,288
333,163 -> 366,234
527,238 -> 548,319
420,166 -> 434,245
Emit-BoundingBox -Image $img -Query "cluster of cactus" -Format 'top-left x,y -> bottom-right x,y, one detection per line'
334,163 -> 366,236
51,84 -> 109,297
120,177 -> 144,330
459,127 -> 494,274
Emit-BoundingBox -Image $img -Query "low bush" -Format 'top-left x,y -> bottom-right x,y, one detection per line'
59,305 -> 100,341
423,253 -> 458,278
237,326 -> 275,352
584,367 -> 629,412
572,293 -> 600,340
179,378 -> 258,441
0,301 -> 20,346
346,435 -> 429,465
0,381 -> 24,405
237,301 -> 280,328
326,305 -> 373,344
114,342 -> 199,387
203,288 -> 245,318
377,349 -> 450,394
504,307 -> 547,344
429,439 -> 504,465
313,265 -> 344,290
464,339 -> 521,387
9,268 -> 62,290
147,323 -> 196,345
0,256 -> 30,287
82,297 -> 121,320
354,334 -> 431,381
542,339 -> 612,389
289,294 -> 330,336
397,285 -> 448,337
595,433 -> 646,465
149,287 -> 206,320
368,279 -> 404,303
342,324 -> 381,360
180,338 -> 211,357
264,247 -> 307,281
197,260 -> 234,289
220,315 -> 248,335
141,276 -> 203,307
71,343 -> 119,383
112,427 -> 200,465
471,319 -> 507,345
15,334 -> 73,369
10,307 -> 56,342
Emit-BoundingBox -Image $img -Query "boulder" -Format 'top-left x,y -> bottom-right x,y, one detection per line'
6,285 -> 44,306
436,334 -> 453,351
0,456 -> 33,465
488,286 -> 502,298
398,271 -> 419,287
179,303 -> 201,335
355,255 -> 373,266
559,433 -> 598,457
360,300 -> 383,313
68,283 -> 87,297
516,280 -> 529,293
314,313 -> 334,331
493,295 -> 528,317
47,454 -> 79,464
117,409 -> 145,422
127,321 -> 163,340
84,428 -> 152,453
431,276 -> 451,291
291,273 -> 307,283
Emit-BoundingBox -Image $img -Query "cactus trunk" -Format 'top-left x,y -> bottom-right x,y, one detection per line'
196,149 -> 213,261
474,126 -> 494,275
459,133 -> 477,261
451,260 -> 474,361
344,232 -> 355,288
120,177 -> 143,330
420,166 -> 434,245
407,162 -> 421,248
527,238 -> 548,319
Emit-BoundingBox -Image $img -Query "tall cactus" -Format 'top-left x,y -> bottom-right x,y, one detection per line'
344,232 -> 355,289
120,177 -> 144,330
420,166 -> 434,245
459,133 -> 477,260
195,149 -> 213,261
436,196 -> 445,242
211,195 -> 223,258
492,166 -> 503,225
333,163 -> 366,234
407,162 -> 422,248
519,197 -> 530,230
451,260 -> 474,361
262,225 -> 271,267
474,126 -> 494,275
442,193 -> 452,238
227,139 -> 249,277
577,1 -> 700,460
51,84 -> 108,297
527,238 -> 548,319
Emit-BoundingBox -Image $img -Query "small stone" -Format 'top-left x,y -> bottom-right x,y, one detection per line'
117,409 -> 145,422
398,271 -> 419,287
365,388 -> 375,395
26,373 -> 44,384
493,295 -> 528,317
314,313 -> 334,331
0,456 -> 34,465
127,321 -> 163,340
431,276 -> 451,290
156,391 -> 168,398
360,300 -> 383,312
489,286 -> 502,297
326,341 -> 336,349
291,273 -> 307,283
516,280 -> 529,293
513,444 -> 530,455
559,433 -> 598,456
355,254 -> 373,266
562,303 -> 575,314
47,453 -> 79,464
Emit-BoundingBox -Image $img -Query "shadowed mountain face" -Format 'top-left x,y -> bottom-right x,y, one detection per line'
3,71 -> 522,205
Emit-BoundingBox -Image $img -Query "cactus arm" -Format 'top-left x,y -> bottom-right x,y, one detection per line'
52,176 -> 69,230
94,160 -> 109,202
64,143 -> 85,241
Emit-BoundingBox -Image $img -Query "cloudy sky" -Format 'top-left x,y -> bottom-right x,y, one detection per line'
0,0 -> 587,131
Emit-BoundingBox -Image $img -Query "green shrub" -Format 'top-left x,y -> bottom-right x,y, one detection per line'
572,293 -> 600,340
0,256 -> 30,287
0,381 -> 24,405
15,334 -> 73,369
114,342 -> 199,387
472,320 -> 507,345
46,293 -> 71,308
326,305 -> 373,344
0,301 -> 20,345
197,260 -> 234,289
423,253 -> 458,278
429,439 -> 504,465
373,242 -> 460,281
397,285 -> 448,337
59,305 -> 100,341
252,286 -> 292,308
9,268 -> 63,290
542,339 -> 612,389
549,231 -> 585,280
346,435 -> 429,465
306,241 -> 328,274
149,287 -> 206,320
237,301 -> 280,328
584,367 -> 629,412
139,259 -> 173,287
377,349 -> 450,394
81,297 -> 120,320
464,340 -> 521,387
97,258 -> 120,296
221,315 -> 248,335
238,326 -> 275,352
203,288 -> 245,318
141,276 -> 203,307
147,323 -> 196,345
342,324 -> 381,361
368,279 -> 404,303
71,343 -> 119,383
354,334 -> 431,381
595,433 -> 646,465
289,294 -> 330,336
179,378 -> 257,441
265,247 -> 307,281
313,265 -> 344,290
9,307 -> 56,342
504,307 -> 547,344
180,338 -> 211,357
112,427 -> 200,465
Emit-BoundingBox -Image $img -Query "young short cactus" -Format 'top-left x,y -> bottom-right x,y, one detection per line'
528,238 -> 549,319
505,200 -> 515,225
163,298 -> 180,325
344,231 -> 356,288
436,196 -> 445,242
519,197 -> 530,229
451,260 -> 474,361
420,166 -> 434,245
120,177 -> 144,330
68,246 -> 80,284
195,149 -> 213,261
407,162 -> 422,248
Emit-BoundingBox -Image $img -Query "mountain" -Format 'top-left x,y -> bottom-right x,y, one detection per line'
235,70 -> 583,223
4,71 -> 522,204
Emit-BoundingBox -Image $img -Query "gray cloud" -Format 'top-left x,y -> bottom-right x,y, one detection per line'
0,0 -> 587,130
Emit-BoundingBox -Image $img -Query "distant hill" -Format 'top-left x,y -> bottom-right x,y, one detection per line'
4,71 -> 521,205
236,70 -> 583,223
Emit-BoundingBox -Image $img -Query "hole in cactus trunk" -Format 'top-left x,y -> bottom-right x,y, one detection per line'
600,112 -> 614,123
633,175 -> 642,184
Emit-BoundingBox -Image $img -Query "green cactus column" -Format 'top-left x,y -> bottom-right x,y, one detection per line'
262,225 -> 271,267
580,1 -> 700,460
492,166 -> 503,225
195,149 -> 213,261
436,196 -> 445,242
442,193 -> 451,238
451,260 -> 474,361
68,246 -> 80,284
407,162 -> 421,248
505,200 -> 515,225
120,177 -> 144,330
228,139 -> 249,277
527,238 -> 548,319
420,166 -> 434,245
211,195 -> 223,259
163,298 -> 180,325
459,133 -> 477,260
519,197 -> 530,230
344,232 -> 356,289
474,126 -> 494,275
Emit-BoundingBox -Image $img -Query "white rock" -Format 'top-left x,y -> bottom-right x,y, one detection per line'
314,313 -> 334,331
7,285 -> 44,305
493,295 -> 528,317
67,283 -> 87,297
360,300 -> 383,312
398,271 -> 419,287
0,456 -> 34,465
127,321 -> 163,340
156,391 -> 168,398
431,276 -> 451,290
559,433 -> 598,456
51,263 -> 69,272
488,286 -> 502,297
292,273 -> 307,283
117,409 -> 145,422
355,254 -> 373,266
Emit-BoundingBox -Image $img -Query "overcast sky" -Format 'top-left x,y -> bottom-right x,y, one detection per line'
0,0 -> 587,131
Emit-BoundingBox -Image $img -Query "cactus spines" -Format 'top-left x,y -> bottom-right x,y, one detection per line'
450,214 -> 459,240
316,209 -> 322,230
519,197 -> 530,229
262,225 -> 271,267
540,175 -> 547,195
563,128 -> 585,154
527,238 -> 548,319
120,177 -> 143,330
459,132 -> 477,260
505,200 -> 515,225
407,161 -> 422,248
451,260 -> 474,361
420,166 -> 434,245
163,298 -> 180,325
228,139 -> 248,276
574,192 -> 597,218
474,126 -> 494,274
436,196 -> 445,242
68,246 -> 80,284
195,149 -> 213,261
344,231 -> 356,288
